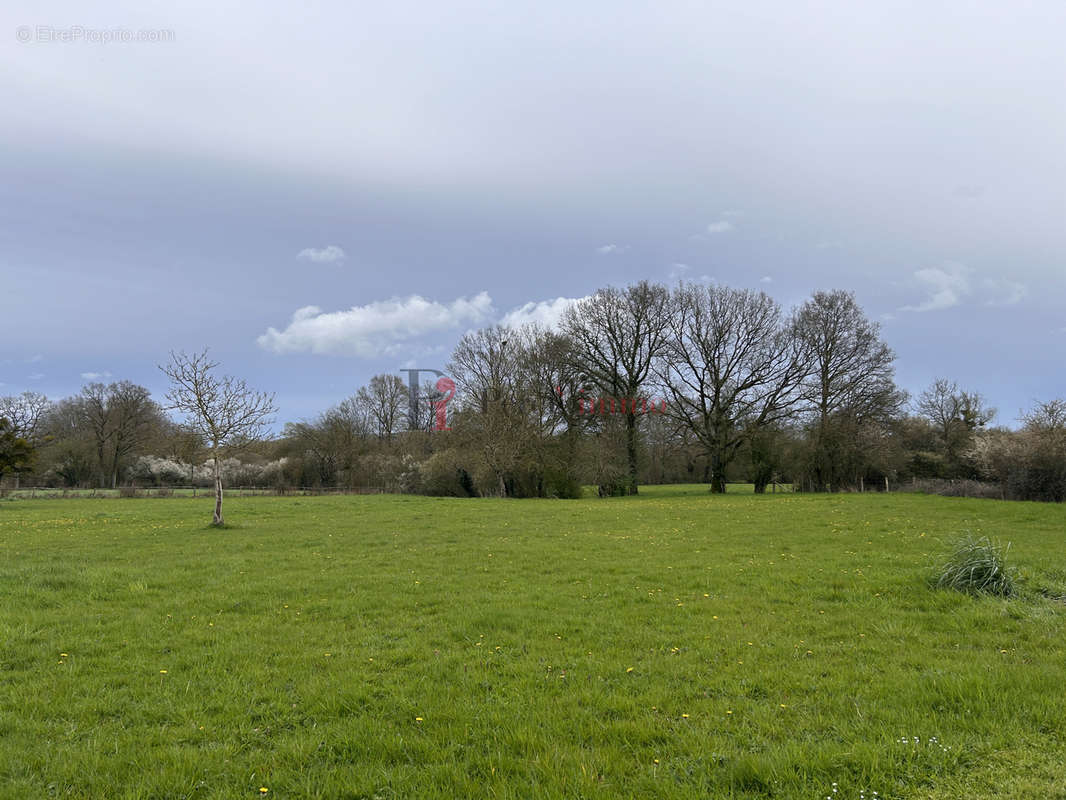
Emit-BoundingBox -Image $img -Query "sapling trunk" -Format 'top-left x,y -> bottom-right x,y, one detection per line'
212,454 -> 224,525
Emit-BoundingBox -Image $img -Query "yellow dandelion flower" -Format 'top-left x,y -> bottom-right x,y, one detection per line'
726,710 -> 733,715
415,716 -> 423,722
159,669 -> 168,674
626,667 -> 634,673
681,713 -> 689,719
259,789 -> 268,795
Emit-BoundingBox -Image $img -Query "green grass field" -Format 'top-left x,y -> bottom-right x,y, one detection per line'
1,488 -> 1064,799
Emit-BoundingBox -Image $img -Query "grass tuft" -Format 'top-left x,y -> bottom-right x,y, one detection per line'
934,534 -> 1016,597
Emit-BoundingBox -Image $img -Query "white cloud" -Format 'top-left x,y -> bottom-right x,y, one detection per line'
80,371 -> 112,380
258,292 -> 495,357
759,276 -> 773,283
900,262 -> 971,312
900,263 -> 1028,312
297,245 -> 346,264
982,278 -> 1027,307
28,373 -> 44,381
500,296 -> 587,330
706,220 -> 734,235
596,244 -> 628,255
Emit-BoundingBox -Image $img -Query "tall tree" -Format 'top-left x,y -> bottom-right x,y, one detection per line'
160,350 -> 276,525
448,326 -> 528,495
795,290 -> 905,490
0,417 -> 35,486
72,382 -> 166,488
106,381 -> 166,488
356,374 -> 408,442
0,391 -> 50,444
0,392 -> 50,487
38,397 -> 97,487
658,284 -> 808,493
564,282 -> 670,495
79,383 -> 114,488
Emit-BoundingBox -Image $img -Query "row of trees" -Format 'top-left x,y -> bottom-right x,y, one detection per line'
2,281 -> 1064,505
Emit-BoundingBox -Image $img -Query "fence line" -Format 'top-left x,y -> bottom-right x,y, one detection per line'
4,486 -> 389,499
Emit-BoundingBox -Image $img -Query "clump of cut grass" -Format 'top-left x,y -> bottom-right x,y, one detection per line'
934,534 -> 1015,597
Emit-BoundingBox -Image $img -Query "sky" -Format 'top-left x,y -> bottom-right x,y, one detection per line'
2,0 -> 1064,427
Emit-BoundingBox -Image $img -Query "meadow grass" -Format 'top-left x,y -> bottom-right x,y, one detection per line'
0,488 -> 1064,799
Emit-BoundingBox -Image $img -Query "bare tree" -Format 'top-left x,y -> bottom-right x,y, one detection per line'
448,326 -> 528,495
107,381 -> 166,488
448,325 -> 519,413
1023,398 -> 1066,434
658,284 -> 809,493
38,397 -> 97,487
282,398 -> 372,488
795,290 -> 905,490
79,383 -> 115,488
0,391 -> 50,444
564,282 -> 670,494
916,378 -> 995,472
72,382 -> 167,488
0,392 -> 51,487
356,374 -> 408,442
160,350 -> 276,525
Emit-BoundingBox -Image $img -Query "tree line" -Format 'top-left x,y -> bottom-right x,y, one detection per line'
3,282 -> 1066,503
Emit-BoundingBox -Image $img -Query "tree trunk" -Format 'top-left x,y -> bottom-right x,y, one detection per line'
212,454 -> 224,526
708,450 -> 726,493
625,411 -> 639,495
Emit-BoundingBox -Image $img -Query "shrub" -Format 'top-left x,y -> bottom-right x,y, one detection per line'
597,479 -> 630,497
934,534 -> 1015,597
542,468 -> 583,499
118,486 -> 142,498
901,478 -> 1002,499
420,450 -> 478,497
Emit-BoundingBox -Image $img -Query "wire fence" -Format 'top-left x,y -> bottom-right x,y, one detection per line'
1,486 -> 389,499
